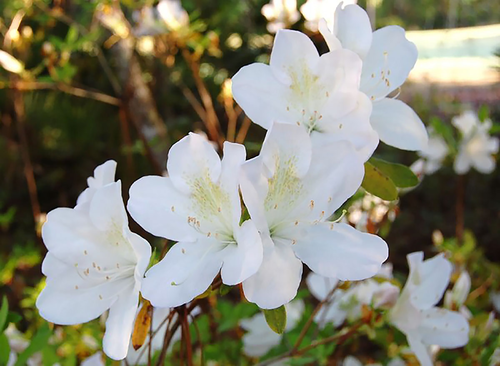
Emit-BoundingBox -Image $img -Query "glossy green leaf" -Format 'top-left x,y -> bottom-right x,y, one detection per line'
0,333 -> 11,365
263,305 -> 287,334
0,296 -> 8,332
369,157 -> 419,188
362,162 -> 398,201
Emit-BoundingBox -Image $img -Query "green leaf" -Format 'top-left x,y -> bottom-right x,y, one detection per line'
0,296 -> 8,332
361,162 -> 398,201
15,323 -> 51,366
369,157 -> 419,188
6,311 -> 22,325
263,306 -> 287,334
478,104 -> 490,122
0,333 -> 11,365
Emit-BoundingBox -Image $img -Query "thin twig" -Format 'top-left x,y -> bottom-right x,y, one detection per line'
1,80 -> 121,106
12,81 -> 41,230
181,48 -> 223,147
181,306 -> 193,366
255,322 -> 363,366
235,115 -> 252,144
189,313 -> 204,366
181,85 -> 208,124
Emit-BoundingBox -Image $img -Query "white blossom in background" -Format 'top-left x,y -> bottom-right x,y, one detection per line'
342,356 -> 405,366
36,161 -> 152,360
300,0 -> 357,32
452,110 -> 499,174
307,266 -> 399,328
133,6 -> 168,37
232,29 -> 378,161
95,4 -> 130,39
319,4 -> 428,151
157,0 -> 189,31
490,292 -> 500,313
128,133 -> 263,308
411,128 -> 448,176
239,123 -> 388,309
81,352 -> 105,366
444,270 -> 472,319
0,50 -> 24,74
240,300 -> 304,357
5,324 -> 43,366
261,0 -> 300,33
347,193 -> 395,233
389,252 -> 469,366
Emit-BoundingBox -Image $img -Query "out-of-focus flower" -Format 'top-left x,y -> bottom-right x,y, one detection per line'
300,0 -> 357,32
36,161 -> 152,360
95,4 -> 130,39
411,129 -> 448,176
240,300 -> 304,357
81,352 -> 105,366
239,123 -> 388,309
320,4 -> 428,151
342,356 -> 405,366
5,324 -> 43,366
490,348 -> 500,366
128,134 -> 263,308
491,292 -> 500,313
389,252 -> 469,366
232,29 -> 378,161
444,271 -> 471,311
348,193 -> 395,233
157,0 -> 189,31
0,50 -> 24,74
307,270 -> 399,328
453,110 -> 499,175
261,0 -> 300,33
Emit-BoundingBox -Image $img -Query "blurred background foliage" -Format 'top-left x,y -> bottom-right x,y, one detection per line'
0,0 -> 499,364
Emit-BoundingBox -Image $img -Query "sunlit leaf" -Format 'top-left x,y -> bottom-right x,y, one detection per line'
369,157 -> 419,188
0,333 -> 10,365
361,162 -> 398,201
263,305 -> 287,334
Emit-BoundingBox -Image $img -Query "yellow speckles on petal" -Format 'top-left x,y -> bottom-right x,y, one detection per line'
330,223 -> 334,230
264,155 -> 303,213
74,263 -> 78,267
92,262 -> 96,268
97,266 -> 101,271
273,204 -> 278,209
75,285 -> 79,290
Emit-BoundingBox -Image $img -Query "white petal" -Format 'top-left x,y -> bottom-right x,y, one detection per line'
306,272 -> 339,301
88,181 -> 128,232
220,141 -> 247,229
231,63 -> 291,130
419,307 -> 470,348
285,299 -> 305,330
128,176 -> 196,242
361,26 -> 417,100
471,153 -> 496,174
240,313 -> 281,357
128,233 -> 152,283
292,222 -> 388,281
333,4 -> 372,59
141,241 -> 223,307
410,253 -> 452,310
406,331 -> 433,366
103,289 -> 139,360
314,293 -> 347,328
81,352 -> 105,366
370,98 -> 428,151
270,29 -> 319,82
167,133 -> 222,194
243,239 -> 303,309
314,93 -> 379,161
318,18 -> 342,51
298,139 -> 365,221
77,160 -> 117,206
36,253 -> 120,325
220,220 -> 263,285
454,149 -> 471,175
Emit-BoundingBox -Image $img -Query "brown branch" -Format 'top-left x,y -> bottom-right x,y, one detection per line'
235,115 -> 252,144
181,48 -> 223,147
0,80 -> 121,106
12,80 -> 41,231
255,322 -> 363,366
181,306 -> 193,366
181,85 -> 207,124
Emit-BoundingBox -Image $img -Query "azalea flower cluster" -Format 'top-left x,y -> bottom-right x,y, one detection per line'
412,109 -> 499,177
36,3 -> 477,364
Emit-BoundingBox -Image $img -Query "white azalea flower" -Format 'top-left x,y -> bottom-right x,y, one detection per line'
240,300 -> 304,357
240,123 -> 388,309
411,129 -> 448,176
261,0 -> 300,33
128,133 -> 263,308
307,271 -> 399,328
300,0 -> 357,32
36,161 -> 152,360
157,0 -> 189,31
452,110 -> 499,175
232,29 -> 378,161
319,4 -> 428,151
389,252 -> 469,366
